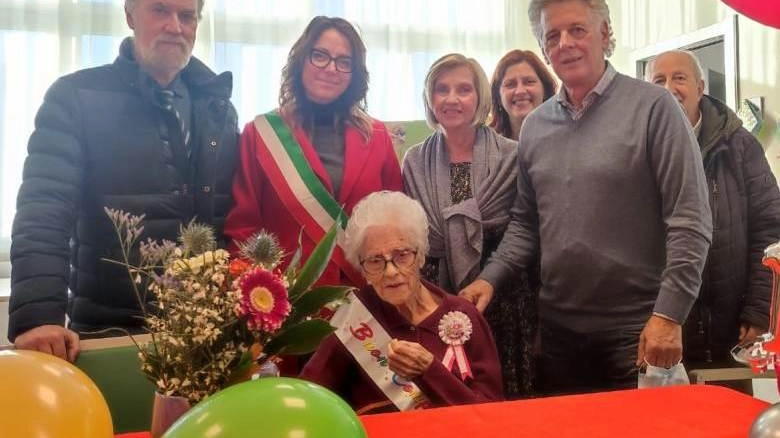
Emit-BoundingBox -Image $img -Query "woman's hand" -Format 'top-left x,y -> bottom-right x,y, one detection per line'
388,339 -> 434,380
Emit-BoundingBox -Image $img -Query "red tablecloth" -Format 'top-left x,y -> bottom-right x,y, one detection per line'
116,385 -> 768,438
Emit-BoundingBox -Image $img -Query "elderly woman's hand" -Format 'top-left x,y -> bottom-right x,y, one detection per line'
388,339 -> 434,380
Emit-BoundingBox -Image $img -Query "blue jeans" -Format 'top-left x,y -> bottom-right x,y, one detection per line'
538,318 -> 643,396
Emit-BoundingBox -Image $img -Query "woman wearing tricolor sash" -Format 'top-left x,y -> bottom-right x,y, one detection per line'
224,16 -> 403,290
301,192 -> 503,414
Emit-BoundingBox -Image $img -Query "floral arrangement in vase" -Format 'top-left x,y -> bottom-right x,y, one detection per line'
104,208 -> 350,405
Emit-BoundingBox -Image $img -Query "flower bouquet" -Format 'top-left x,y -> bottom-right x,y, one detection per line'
103,208 -> 350,408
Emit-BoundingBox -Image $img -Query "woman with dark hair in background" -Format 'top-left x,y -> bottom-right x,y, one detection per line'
477,49 -> 557,396
489,50 -> 556,140
225,16 -> 403,291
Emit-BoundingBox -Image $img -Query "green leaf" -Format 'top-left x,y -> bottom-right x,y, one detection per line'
288,223 -> 338,301
264,319 -> 336,357
235,349 -> 254,369
287,285 -> 353,325
284,230 -> 304,280
226,350 -> 255,381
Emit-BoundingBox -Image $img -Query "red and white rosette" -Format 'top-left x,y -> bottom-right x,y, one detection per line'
438,311 -> 474,381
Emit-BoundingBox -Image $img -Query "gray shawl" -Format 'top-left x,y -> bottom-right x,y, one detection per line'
402,125 -> 519,292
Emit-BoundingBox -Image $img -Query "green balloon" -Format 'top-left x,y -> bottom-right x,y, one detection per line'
162,377 -> 367,438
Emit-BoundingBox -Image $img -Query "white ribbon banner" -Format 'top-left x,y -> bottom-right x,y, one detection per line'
332,292 -> 431,411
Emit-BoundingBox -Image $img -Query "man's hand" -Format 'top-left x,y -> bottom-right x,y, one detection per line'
14,325 -> 80,362
458,279 -> 494,313
739,323 -> 765,346
388,339 -> 434,380
636,315 -> 682,368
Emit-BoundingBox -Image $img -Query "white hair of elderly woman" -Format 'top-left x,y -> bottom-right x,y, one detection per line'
343,191 -> 430,270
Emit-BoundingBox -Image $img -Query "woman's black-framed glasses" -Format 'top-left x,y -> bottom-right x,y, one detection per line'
309,48 -> 353,73
360,249 -> 418,274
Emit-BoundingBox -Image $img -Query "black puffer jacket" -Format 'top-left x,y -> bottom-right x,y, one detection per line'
684,95 -> 780,362
8,38 -> 239,340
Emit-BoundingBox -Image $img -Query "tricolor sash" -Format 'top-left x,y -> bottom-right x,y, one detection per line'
253,112 -> 362,285
331,292 -> 431,411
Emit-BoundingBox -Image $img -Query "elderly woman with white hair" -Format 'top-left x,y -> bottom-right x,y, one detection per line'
301,191 -> 503,414
402,53 -> 532,398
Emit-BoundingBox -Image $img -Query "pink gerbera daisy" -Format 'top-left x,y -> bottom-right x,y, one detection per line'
238,267 -> 291,332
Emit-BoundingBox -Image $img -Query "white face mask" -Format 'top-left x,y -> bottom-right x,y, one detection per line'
638,362 -> 690,388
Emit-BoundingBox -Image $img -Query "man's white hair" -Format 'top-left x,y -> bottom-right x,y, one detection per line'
343,191 -> 430,271
528,0 -> 616,58
645,50 -> 706,83
125,0 -> 205,17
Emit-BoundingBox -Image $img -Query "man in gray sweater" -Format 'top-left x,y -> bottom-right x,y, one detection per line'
460,0 -> 713,394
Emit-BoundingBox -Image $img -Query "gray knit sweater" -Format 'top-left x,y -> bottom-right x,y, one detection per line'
480,71 -> 713,332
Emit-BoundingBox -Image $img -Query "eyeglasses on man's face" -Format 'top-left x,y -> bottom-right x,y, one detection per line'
360,248 -> 418,275
309,48 -> 354,73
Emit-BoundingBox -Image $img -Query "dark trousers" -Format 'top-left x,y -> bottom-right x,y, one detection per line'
538,318 -> 642,396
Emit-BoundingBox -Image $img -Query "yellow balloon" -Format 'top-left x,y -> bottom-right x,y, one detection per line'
0,350 -> 113,438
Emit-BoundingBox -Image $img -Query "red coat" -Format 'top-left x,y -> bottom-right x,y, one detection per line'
225,116 -> 403,287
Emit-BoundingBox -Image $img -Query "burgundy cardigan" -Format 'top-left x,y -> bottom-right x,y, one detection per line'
301,282 -> 504,413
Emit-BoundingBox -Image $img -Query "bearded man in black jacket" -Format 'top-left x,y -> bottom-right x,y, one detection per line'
9,0 -> 239,362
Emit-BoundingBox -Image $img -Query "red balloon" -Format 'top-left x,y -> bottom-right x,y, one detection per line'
721,0 -> 780,29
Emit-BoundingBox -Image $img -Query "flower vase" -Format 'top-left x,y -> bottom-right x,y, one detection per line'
150,392 -> 191,438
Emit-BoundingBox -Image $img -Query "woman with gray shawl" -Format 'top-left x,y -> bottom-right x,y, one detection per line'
403,53 -> 534,399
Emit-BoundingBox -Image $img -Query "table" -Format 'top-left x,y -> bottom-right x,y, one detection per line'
116,385 -> 769,438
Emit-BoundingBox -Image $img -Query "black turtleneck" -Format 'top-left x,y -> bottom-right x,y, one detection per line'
302,101 -> 347,196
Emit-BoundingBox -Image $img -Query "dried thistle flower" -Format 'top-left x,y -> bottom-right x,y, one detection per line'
237,230 -> 283,268
179,220 -> 216,255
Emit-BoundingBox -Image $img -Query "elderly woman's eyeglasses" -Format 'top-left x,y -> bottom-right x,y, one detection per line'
309,48 -> 353,73
360,249 -> 417,274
